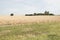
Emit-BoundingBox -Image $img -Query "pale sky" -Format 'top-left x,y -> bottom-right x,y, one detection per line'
0,0 -> 60,16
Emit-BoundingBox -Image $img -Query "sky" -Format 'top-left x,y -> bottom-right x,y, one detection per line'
0,0 -> 60,16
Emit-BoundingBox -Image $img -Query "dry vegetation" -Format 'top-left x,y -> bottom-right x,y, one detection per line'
0,16 -> 60,40
0,16 -> 60,25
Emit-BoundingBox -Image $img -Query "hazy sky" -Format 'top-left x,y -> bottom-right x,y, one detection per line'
0,0 -> 60,16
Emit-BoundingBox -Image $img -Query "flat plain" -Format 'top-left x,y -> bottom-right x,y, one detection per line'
0,16 -> 60,25
0,16 -> 60,40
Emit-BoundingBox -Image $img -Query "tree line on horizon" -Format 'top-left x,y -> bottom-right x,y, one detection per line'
25,11 -> 54,16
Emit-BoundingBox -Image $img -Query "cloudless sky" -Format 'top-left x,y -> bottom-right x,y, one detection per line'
0,0 -> 60,16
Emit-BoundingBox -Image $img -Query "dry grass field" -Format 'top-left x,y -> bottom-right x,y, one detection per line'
0,16 -> 60,40
0,16 -> 60,25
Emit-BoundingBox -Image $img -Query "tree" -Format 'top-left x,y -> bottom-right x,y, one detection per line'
44,11 -> 49,15
49,13 -> 54,15
34,13 -> 36,15
10,13 -> 14,16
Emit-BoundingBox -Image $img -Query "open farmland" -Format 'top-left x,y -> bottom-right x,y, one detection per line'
0,16 -> 60,40
0,16 -> 60,25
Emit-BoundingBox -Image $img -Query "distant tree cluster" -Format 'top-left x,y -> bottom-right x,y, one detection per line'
25,14 -> 33,16
25,11 -> 54,16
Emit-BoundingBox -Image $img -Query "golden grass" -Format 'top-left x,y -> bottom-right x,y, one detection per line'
0,16 -> 60,25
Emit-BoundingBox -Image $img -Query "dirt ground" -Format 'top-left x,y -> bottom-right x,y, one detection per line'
0,16 -> 60,25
